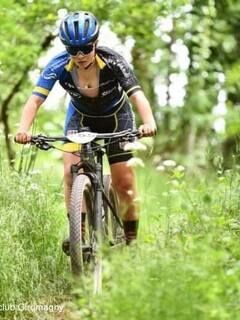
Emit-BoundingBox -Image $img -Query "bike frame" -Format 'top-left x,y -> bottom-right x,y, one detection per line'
27,129 -> 138,237
70,140 -> 122,237
23,130 -> 140,291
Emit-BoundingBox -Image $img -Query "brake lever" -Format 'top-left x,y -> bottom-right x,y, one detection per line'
36,142 -> 53,151
121,131 -> 140,142
31,139 -> 53,151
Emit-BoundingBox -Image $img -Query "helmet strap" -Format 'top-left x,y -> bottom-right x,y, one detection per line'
84,50 -> 97,70
84,44 -> 96,70
84,61 -> 94,70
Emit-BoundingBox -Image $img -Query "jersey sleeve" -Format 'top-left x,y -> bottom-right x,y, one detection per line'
32,55 -> 66,99
110,53 -> 141,97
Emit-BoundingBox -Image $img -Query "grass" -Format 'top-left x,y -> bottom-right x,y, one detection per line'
0,161 -> 71,320
70,165 -> 240,320
1,149 -> 240,319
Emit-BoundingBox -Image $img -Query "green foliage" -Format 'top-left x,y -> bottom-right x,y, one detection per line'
226,63 -> 240,95
2,1 -> 240,318
1,0 -> 240,165
1,148 -> 240,318
71,165 -> 240,320
0,162 -> 70,319
225,106 -> 240,138
0,1 -> 57,78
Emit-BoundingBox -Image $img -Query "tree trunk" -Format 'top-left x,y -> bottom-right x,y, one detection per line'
1,76 -> 26,164
0,34 -> 55,166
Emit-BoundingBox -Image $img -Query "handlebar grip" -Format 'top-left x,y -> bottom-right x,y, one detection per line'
14,136 -> 29,144
14,133 -> 32,144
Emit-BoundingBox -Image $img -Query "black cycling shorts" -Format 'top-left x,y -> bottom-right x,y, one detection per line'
64,99 -> 136,164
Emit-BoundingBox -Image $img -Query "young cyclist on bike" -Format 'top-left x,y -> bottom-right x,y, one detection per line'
15,11 -> 156,247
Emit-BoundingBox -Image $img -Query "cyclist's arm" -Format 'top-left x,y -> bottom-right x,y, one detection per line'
129,90 -> 157,136
108,51 -> 156,136
15,95 -> 45,143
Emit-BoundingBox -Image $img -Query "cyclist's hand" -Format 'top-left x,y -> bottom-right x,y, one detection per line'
14,132 -> 32,144
138,123 -> 157,137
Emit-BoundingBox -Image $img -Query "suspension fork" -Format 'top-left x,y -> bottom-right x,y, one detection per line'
93,150 -> 104,245
94,164 -> 103,232
71,164 -> 80,180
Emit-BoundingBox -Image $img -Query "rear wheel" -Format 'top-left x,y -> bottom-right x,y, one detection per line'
103,175 -> 124,245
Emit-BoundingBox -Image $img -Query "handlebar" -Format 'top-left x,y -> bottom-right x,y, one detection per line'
18,130 -> 141,151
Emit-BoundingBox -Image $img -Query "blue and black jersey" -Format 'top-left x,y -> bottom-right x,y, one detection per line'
33,46 -> 141,116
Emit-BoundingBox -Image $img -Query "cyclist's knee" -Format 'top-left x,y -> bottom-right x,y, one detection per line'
112,176 -> 136,203
111,164 -> 136,203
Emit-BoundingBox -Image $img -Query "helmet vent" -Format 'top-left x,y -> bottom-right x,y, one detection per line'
84,19 -> 90,39
59,11 -> 99,46
74,21 -> 79,40
64,21 -> 71,40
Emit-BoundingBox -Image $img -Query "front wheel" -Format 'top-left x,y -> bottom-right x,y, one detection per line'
69,174 -> 103,294
69,174 -> 94,276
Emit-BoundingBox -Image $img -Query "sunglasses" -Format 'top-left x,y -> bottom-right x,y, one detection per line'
66,43 -> 95,56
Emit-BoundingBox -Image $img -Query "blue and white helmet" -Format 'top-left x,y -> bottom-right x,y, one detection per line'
59,11 -> 100,46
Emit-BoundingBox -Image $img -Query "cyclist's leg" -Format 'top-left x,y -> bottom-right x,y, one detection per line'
107,101 -> 139,244
110,162 -> 139,244
110,163 -> 138,220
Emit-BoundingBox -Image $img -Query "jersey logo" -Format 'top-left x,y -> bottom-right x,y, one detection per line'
42,71 -> 57,80
69,91 -> 82,98
102,87 -> 115,96
64,82 -> 75,89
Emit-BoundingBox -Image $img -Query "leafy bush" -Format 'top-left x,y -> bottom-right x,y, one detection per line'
71,166 -> 240,320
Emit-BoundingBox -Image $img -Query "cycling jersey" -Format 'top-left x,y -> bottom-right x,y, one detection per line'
64,100 -> 135,164
33,46 -> 141,116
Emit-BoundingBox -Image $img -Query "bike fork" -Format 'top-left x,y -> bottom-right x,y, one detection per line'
93,162 -> 103,294
94,163 -> 103,241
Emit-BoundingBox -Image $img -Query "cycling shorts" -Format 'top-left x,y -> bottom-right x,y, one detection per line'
64,99 -> 136,165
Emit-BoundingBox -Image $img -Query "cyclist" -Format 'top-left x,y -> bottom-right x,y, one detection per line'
15,11 -> 156,247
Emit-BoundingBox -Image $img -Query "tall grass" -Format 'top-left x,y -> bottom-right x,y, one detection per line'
0,159 -> 71,320
70,165 -> 240,320
2,146 -> 240,319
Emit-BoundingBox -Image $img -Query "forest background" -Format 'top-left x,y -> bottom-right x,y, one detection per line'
1,1 -> 240,319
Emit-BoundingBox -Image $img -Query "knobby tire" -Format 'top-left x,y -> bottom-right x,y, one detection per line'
69,174 -> 93,276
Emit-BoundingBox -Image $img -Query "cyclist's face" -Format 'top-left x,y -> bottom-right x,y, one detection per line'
68,43 -> 96,68
66,43 -> 95,56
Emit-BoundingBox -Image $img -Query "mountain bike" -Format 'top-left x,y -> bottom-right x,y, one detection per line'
29,128 -> 139,294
